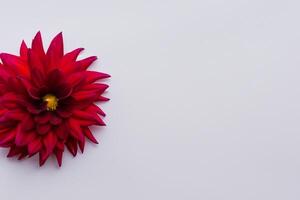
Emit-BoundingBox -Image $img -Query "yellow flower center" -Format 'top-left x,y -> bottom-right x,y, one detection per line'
43,94 -> 58,111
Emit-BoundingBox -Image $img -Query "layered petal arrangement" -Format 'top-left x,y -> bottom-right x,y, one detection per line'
0,32 -> 110,166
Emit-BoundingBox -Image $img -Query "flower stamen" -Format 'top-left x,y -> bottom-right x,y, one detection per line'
43,94 -> 58,111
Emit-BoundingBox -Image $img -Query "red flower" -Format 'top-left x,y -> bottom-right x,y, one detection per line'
0,32 -> 110,166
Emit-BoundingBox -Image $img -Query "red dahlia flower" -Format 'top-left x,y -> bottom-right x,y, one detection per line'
0,32 -> 110,166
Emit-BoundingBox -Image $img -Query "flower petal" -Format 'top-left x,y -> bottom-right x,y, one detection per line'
78,136 -> 85,153
73,109 -> 105,126
54,124 -> 68,140
47,32 -> 64,69
39,149 -> 49,166
49,114 -> 62,125
20,40 -> 28,60
97,96 -> 110,101
66,72 -> 86,89
46,68 -> 64,87
0,110 -> 26,123
20,115 -> 35,131
0,92 -> 25,109
54,149 -> 63,167
83,127 -> 98,144
34,112 -> 51,124
37,124 -> 51,135
7,145 -> 22,157
15,126 -> 36,146
72,90 -> 101,102
28,138 -> 42,156
67,118 -> 84,142
28,50 -> 45,86
89,104 -> 106,117
55,83 -> 73,100
75,56 -> 97,71
0,53 -> 29,77
43,131 -> 57,154
85,71 -> 110,84
60,48 -> 84,73
31,31 -> 46,61
0,129 -> 16,145
18,151 -> 28,160
66,137 -> 77,156
81,83 -> 109,94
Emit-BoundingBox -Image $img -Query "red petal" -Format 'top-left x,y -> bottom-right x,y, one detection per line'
66,72 -> 85,89
0,127 -> 11,134
90,104 -> 106,116
85,71 -> 110,83
56,141 -> 64,151
81,83 -> 109,93
72,90 -> 101,101
0,93 -> 24,108
75,56 -> 97,71
0,67 -> 10,82
31,31 -> 46,61
56,83 -> 73,100
0,53 -> 29,77
37,124 -> 51,135
78,136 -> 85,153
39,149 -> 49,166
28,138 -> 42,155
50,114 -> 62,125
20,40 -> 28,60
27,103 -> 44,114
66,71 -> 110,92
28,50 -> 45,86
34,112 -> 51,124
73,109 -> 105,126
60,48 -> 84,72
43,131 -> 57,154
20,115 -> 35,131
7,145 -> 21,157
55,124 -> 68,140
46,68 -> 64,86
47,32 -> 64,69
54,149 -> 63,167
56,109 -> 72,118
21,116 -> 35,131
0,129 -> 16,145
27,87 -> 41,100
62,48 -> 84,63
67,118 -> 84,142
0,111 -> 26,123
18,151 -> 28,160
6,77 -> 28,96
97,96 -> 110,101
83,128 -> 98,144
66,137 -> 77,156
15,126 -> 36,146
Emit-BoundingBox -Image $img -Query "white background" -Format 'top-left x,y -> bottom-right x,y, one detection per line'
0,0 -> 300,199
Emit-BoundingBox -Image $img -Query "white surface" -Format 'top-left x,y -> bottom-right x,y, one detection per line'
0,0 -> 300,199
